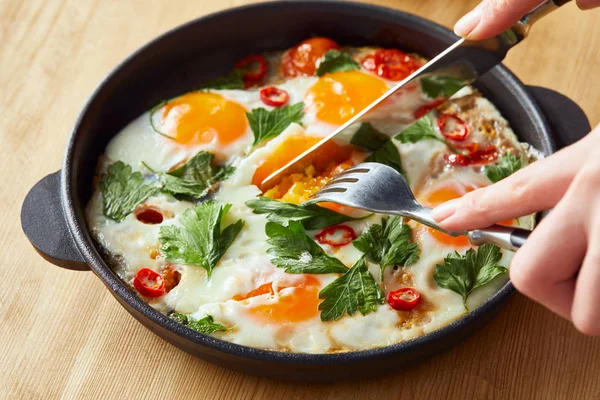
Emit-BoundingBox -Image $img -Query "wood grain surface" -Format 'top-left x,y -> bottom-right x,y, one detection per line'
2,0 -> 599,399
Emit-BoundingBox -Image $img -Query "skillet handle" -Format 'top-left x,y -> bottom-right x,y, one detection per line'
21,171 -> 89,271
527,85 -> 591,148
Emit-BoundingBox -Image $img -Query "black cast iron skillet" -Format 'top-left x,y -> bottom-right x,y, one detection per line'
20,1 -> 590,381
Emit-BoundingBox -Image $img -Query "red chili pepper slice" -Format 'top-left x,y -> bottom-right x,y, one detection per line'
260,86 -> 289,107
414,99 -> 445,119
315,225 -> 357,247
444,145 -> 499,167
133,268 -> 165,298
469,145 -> 499,164
438,113 -> 470,141
235,54 -> 268,83
387,287 -> 421,311
362,49 -> 422,81
135,207 -> 164,225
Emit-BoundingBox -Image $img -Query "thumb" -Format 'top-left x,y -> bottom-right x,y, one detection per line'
455,0 -> 563,40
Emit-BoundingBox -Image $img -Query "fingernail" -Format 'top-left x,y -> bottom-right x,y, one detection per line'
431,199 -> 459,222
454,7 -> 482,37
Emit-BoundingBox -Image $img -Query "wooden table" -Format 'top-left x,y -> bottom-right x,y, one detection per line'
2,0 -> 599,398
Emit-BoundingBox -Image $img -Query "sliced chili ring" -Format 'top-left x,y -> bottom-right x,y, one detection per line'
315,225 -> 357,247
469,145 -> 499,164
444,145 -> 499,167
414,99 -> 445,119
438,113 -> 470,141
133,268 -> 165,298
387,287 -> 421,311
235,54 -> 268,83
260,86 -> 289,107
362,49 -> 422,81
135,206 -> 164,225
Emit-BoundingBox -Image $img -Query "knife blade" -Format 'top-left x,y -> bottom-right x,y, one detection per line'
260,0 -> 571,190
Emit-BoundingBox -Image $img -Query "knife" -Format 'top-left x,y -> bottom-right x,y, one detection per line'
260,0 -> 571,190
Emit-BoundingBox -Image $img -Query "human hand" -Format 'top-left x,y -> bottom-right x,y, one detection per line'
431,125 -> 600,335
454,0 -> 600,40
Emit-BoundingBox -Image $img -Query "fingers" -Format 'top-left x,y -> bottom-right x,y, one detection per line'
455,0 -> 600,40
509,195 -> 586,319
572,229 -> 600,335
577,0 -> 600,10
510,149 -> 600,334
569,159 -> 600,335
432,133 -> 596,231
454,0 -> 543,40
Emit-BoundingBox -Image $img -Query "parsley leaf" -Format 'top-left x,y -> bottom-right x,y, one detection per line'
159,201 -> 244,277
170,313 -> 227,334
202,69 -> 245,90
395,115 -> 458,153
350,123 -> 406,177
420,76 -> 465,99
247,103 -> 304,146
485,153 -> 522,183
265,221 -> 349,274
157,151 -> 234,198
245,197 -> 360,230
353,216 -> 420,279
366,140 -> 406,177
350,123 -> 391,151
318,257 -> 385,321
433,244 -> 507,310
100,161 -> 160,222
316,50 -> 360,76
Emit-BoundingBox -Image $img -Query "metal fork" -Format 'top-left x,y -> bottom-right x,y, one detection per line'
307,162 -> 531,252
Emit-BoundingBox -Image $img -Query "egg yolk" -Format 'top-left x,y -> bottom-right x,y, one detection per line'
251,135 -> 355,188
158,92 -> 248,146
305,70 -> 388,125
235,275 -> 321,323
418,184 -> 517,246
419,185 -> 472,247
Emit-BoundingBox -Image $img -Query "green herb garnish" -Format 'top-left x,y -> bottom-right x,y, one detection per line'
245,197 -> 362,230
420,76 -> 465,99
316,50 -> 360,76
433,244 -> 507,311
160,152 -> 234,198
318,257 -> 385,321
159,201 -> 244,277
265,221 -> 349,274
170,313 -> 227,334
485,153 -> 522,183
247,103 -> 304,146
366,140 -> 406,177
202,69 -> 245,90
395,115 -> 458,153
353,216 -> 420,280
350,123 -> 390,151
350,123 -> 406,177
100,161 -> 160,222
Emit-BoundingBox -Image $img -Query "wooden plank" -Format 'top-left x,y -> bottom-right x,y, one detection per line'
1,1 -> 598,399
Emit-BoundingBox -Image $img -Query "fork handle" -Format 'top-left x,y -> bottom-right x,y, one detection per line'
468,226 -> 531,252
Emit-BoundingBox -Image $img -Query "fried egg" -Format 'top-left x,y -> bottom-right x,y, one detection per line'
86,42 -> 539,354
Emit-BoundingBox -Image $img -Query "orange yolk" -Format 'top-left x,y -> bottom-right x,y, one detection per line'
418,185 -> 517,246
305,71 -> 388,125
251,135 -> 355,188
420,185 -> 473,247
235,275 -> 321,323
158,92 -> 248,146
